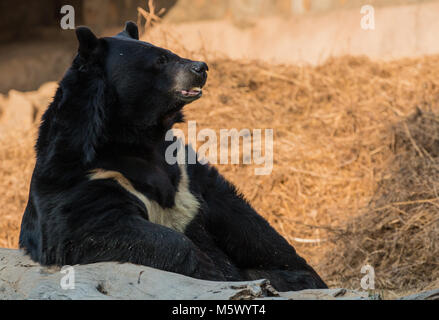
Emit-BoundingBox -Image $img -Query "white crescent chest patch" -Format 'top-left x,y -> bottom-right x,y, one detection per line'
88,164 -> 200,233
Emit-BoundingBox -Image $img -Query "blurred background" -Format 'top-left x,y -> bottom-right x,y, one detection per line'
2,0 -> 439,92
0,0 -> 438,298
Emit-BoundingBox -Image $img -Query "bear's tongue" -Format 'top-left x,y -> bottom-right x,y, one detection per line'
181,87 -> 202,97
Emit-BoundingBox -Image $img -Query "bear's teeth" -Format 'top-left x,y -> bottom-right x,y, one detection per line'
180,88 -> 202,97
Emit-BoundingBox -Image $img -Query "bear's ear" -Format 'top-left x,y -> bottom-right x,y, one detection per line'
124,21 -> 139,40
76,26 -> 99,58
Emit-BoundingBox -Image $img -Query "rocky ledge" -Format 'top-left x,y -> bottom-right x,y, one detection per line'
0,248 -> 437,300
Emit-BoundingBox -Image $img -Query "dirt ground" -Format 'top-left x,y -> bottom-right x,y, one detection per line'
1,54 -> 438,297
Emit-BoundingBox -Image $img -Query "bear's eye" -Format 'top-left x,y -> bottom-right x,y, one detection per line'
156,55 -> 169,65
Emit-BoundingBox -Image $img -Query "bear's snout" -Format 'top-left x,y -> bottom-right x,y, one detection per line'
173,60 -> 209,103
184,60 -> 208,86
190,61 -> 209,75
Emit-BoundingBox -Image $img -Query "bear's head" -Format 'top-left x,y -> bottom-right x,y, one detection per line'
76,21 -> 208,126
43,22 -> 208,165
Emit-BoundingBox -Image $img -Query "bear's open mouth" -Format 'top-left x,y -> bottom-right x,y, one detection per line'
176,87 -> 203,101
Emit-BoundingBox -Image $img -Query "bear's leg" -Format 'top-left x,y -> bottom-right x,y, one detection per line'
185,215 -> 245,281
197,168 -> 327,290
58,213 -> 226,281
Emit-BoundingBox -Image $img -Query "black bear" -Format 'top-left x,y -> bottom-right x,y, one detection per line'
19,22 -> 327,292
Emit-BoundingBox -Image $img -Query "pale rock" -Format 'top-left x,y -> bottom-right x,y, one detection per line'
0,248 -> 436,300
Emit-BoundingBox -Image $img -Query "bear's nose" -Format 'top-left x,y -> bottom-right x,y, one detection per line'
191,61 -> 209,75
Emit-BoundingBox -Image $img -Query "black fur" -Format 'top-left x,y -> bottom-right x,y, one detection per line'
19,23 -> 327,291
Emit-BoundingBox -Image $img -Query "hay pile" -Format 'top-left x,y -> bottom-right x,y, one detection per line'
322,109 -> 439,294
1,54 -> 438,295
0,129 -> 34,248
